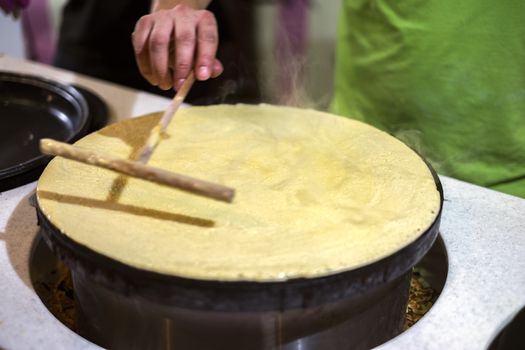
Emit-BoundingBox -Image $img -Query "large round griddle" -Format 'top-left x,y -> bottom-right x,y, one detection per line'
34,114 -> 443,348
36,168 -> 443,312
0,71 -> 107,192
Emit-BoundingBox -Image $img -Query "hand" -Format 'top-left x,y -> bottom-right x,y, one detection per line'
132,3 -> 223,91
0,0 -> 30,18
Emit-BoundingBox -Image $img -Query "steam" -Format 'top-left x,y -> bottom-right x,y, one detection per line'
255,0 -> 333,110
394,129 -> 424,155
394,128 -> 446,173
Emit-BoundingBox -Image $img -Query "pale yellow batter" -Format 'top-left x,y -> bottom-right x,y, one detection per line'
37,104 -> 441,281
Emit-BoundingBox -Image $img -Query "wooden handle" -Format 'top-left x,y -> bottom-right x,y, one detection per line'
40,138 -> 235,203
137,71 -> 196,164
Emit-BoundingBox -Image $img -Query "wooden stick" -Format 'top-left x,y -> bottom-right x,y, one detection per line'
40,138 -> 235,203
137,71 -> 196,164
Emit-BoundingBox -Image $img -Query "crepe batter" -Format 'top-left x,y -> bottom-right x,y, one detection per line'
37,104 -> 441,281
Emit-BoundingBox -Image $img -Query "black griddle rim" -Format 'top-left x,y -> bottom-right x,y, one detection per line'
35,165 -> 444,312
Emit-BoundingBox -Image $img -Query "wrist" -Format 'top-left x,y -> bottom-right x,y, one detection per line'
151,0 -> 211,12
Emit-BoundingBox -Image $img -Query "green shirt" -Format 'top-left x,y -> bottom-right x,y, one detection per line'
331,0 -> 525,198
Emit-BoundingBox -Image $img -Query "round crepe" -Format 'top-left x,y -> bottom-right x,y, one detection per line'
37,104 -> 441,282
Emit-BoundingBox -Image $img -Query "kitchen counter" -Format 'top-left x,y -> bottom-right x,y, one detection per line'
1,55 -> 525,350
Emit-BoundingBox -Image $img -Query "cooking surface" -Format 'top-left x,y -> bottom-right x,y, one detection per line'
36,105 -> 440,281
1,55 -> 525,349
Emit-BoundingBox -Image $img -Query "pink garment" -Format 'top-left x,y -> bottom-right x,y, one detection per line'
0,0 -> 30,14
21,0 -> 56,64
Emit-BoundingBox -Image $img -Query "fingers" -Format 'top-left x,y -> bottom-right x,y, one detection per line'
148,11 -> 175,90
173,14 -> 197,90
211,59 -> 224,78
133,5 -> 222,91
195,11 -> 219,81
133,15 -> 156,85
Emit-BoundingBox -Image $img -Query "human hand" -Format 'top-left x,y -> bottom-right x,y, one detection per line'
132,3 -> 223,91
0,0 -> 30,18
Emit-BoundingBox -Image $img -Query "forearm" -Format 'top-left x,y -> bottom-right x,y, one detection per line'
151,0 -> 211,11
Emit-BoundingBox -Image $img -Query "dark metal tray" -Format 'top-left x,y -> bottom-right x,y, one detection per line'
0,71 -> 108,191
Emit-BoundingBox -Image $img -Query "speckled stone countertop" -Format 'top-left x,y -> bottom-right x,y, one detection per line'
1,55 -> 525,350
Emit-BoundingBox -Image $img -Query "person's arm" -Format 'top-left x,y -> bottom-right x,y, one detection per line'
132,0 -> 222,91
151,0 -> 211,11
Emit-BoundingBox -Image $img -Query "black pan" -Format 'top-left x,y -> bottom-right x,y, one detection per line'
0,71 -> 107,191
36,168 -> 443,312
34,107 -> 444,349
35,169 -> 443,349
